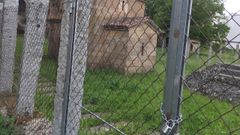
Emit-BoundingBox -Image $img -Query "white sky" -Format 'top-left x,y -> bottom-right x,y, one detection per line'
224,0 -> 240,14
224,0 -> 240,48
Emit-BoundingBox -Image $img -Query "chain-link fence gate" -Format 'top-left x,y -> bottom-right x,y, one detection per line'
0,0 -> 239,135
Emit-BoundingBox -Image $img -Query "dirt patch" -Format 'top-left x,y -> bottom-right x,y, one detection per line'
89,121 -> 128,134
0,93 -> 51,135
185,64 -> 240,104
0,93 -> 17,115
21,118 -> 52,135
0,93 -> 42,119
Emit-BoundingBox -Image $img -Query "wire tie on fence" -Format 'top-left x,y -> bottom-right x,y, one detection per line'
160,104 -> 182,134
80,105 -> 126,135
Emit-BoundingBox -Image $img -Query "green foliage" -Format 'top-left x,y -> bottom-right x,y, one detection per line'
190,0 -> 229,43
145,0 -> 230,44
145,0 -> 172,30
35,92 -> 55,120
0,115 -> 15,135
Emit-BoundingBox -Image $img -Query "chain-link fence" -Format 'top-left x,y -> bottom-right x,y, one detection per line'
182,0 -> 240,134
0,0 -> 239,135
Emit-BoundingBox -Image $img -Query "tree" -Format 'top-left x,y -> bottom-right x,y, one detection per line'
190,0 -> 229,43
47,0 -> 64,59
145,0 -> 230,44
145,0 -> 172,31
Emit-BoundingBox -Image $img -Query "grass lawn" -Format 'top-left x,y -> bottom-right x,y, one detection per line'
13,36 -> 240,135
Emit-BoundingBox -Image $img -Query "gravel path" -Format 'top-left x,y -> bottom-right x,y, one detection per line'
185,64 -> 240,103
22,118 -> 52,135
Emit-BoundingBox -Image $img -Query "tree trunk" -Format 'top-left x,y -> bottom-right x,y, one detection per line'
47,0 -> 63,59
47,22 -> 61,59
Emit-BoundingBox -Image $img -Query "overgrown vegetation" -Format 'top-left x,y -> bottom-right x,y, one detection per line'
0,114 -> 15,135
146,0 -> 230,44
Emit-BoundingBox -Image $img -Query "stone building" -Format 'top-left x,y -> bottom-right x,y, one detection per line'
88,0 -> 163,73
189,39 -> 201,52
185,39 -> 201,57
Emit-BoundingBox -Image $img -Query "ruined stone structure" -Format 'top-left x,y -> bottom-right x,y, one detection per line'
185,38 -> 201,57
189,39 -> 201,52
88,0 -> 162,73
43,0 -> 161,73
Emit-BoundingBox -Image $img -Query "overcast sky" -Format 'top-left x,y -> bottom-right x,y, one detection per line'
224,0 -> 240,14
224,0 -> 240,48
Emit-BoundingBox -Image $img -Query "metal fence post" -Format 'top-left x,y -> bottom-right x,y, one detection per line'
161,0 -> 192,135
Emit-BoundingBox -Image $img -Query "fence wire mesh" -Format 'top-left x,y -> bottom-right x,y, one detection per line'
0,0 -> 239,135
182,0 -> 240,134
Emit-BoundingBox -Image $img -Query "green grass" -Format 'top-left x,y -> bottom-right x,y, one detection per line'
185,46 -> 240,75
15,35 -> 57,82
0,114 -> 15,135
13,36 -> 240,134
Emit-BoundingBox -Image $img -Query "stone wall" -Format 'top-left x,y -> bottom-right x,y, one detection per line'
88,0 -> 155,74
88,30 -> 128,72
88,22 -> 158,74
91,0 -> 145,21
128,0 -> 145,17
126,23 -> 157,73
